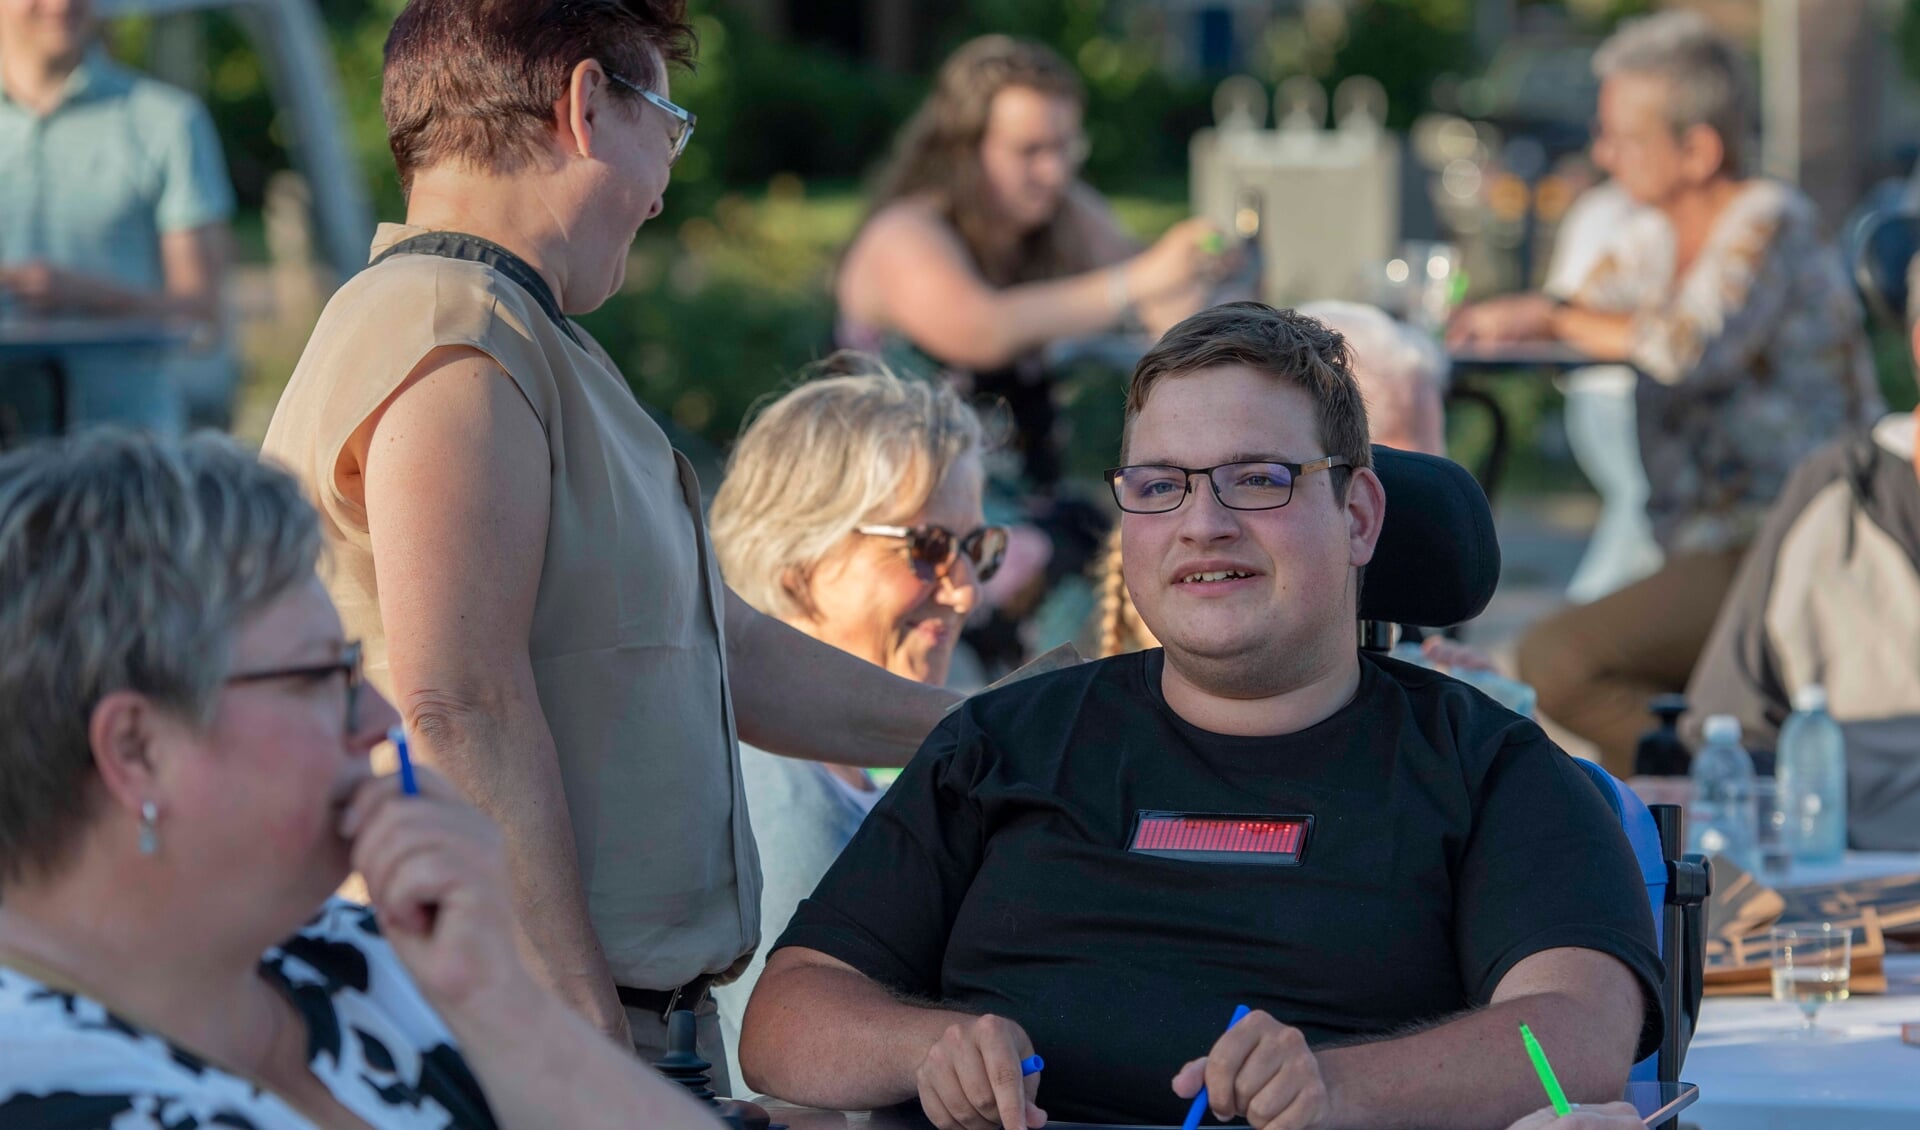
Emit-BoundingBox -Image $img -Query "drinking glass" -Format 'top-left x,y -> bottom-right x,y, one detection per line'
1769,923 -> 1851,1035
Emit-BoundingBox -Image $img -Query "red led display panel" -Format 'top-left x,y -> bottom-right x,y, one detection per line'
1128,811 -> 1312,866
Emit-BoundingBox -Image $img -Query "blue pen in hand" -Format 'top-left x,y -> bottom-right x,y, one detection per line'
1181,1004 -> 1252,1130
1021,1055 -> 1044,1076
388,725 -> 419,796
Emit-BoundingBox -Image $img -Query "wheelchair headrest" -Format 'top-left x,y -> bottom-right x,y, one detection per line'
1359,446 -> 1501,628
1847,208 -> 1920,330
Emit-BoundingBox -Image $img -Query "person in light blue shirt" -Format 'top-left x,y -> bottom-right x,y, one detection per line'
0,0 -> 235,435
705,359 -> 1003,1088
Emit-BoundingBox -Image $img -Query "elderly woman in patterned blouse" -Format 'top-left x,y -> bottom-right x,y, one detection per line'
1448,11 -> 1882,771
0,432 -> 714,1128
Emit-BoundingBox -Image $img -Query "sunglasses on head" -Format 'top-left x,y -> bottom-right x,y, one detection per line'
856,523 -> 1009,583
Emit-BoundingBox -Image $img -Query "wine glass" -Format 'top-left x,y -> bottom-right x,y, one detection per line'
1770,923 -> 1851,1036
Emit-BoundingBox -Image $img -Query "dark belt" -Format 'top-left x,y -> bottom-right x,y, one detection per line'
617,974 -> 717,1022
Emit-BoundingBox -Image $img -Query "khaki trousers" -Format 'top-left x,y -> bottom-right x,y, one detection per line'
1518,547 -> 1746,775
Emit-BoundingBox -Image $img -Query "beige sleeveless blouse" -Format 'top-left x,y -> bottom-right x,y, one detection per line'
262,224 -> 760,989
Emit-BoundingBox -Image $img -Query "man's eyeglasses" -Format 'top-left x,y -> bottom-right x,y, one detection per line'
604,70 -> 696,166
856,524 -> 1010,583
1106,458 -> 1351,514
226,640 -> 364,731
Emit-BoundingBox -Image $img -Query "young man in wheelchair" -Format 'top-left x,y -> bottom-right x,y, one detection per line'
740,303 -> 1663,1130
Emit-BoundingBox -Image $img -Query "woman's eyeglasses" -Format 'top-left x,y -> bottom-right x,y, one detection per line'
226,640 -> 364,731
856,524 -> 1009,583
604,70 -> 696,166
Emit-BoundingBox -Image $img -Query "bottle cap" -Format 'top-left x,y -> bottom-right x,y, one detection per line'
1791,684 -> 1828,713
1703,714 -> 1742,745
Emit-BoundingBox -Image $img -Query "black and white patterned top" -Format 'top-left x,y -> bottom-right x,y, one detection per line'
0,899 -> 498,1129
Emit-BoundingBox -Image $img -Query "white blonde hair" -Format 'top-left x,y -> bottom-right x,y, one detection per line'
1296,300 -> 1447,455
710,355 -> 987,620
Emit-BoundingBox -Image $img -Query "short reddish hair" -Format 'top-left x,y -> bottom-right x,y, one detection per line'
382,0 -> 696,193
1124,302 -> 1372,481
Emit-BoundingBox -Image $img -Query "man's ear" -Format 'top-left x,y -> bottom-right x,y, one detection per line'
87,690 -> 165,820
556,59 -> 611,160
1344,466 -> 1386,569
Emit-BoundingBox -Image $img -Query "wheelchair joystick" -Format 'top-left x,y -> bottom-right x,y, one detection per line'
654,1009 -> 774,1130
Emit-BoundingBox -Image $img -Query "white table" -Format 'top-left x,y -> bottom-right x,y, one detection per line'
1682,854 -> 1920,1128
1761,850 -> 1920,889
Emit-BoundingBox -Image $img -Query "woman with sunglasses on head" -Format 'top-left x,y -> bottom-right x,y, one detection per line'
0,431 -> 720,1128
706,357 -> 1002,1083
260,0 -> 963,1080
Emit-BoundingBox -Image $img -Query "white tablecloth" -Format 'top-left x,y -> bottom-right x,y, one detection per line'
1683,854 -> 1920,1128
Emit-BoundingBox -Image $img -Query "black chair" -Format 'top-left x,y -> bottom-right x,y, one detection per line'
1358,446 -> 1708,1115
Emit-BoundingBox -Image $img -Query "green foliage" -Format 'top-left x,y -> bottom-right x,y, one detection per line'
1321,1 -> 1475,131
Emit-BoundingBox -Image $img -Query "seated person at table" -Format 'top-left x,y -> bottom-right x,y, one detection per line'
835,34 -> 1223,491
0,0 -> 235,434
740,303 -> 1663,1130
0,431 -> 717,1126
708,360 -> 1001,1083
1448,11 -> 1881,774
1684,258 -> 1920,851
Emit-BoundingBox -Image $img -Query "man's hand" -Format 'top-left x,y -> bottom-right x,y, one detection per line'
915,1014 -> 1046,1130
0,261 -> 83,313
1445,293 -> 1557,349
1171,1010 -> 1329,1130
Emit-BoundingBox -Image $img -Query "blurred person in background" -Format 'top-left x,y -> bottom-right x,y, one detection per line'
262,0 -> 957,1084
837,36 -> 1231,677
1448,11 -> 1880,773
707,359 -> 1001,1086
1683,255 -> 1920,851
0,0 -> 235,435
0,431 -> 717,1127
836,34 -> 1225,494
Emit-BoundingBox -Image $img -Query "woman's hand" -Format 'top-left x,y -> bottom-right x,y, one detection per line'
1506,1101 -> 1644,1129
339,766 -> 524,1013
1445,294 -> 1558,348
1127,218 -> 1231,304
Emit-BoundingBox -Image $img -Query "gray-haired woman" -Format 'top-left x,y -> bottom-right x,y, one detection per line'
0,431 -> 717,1127
707,363 -> 1004,1080
1448,10 -> 1882,771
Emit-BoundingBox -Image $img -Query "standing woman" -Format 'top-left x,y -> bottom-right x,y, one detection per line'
262,0 -> 957,1083
836,35 -> 1223,491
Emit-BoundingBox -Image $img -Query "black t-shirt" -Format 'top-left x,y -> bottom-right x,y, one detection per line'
775,651 -> 1665,1125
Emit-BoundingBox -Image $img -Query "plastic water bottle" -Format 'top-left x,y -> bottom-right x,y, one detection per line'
1777,685 -> 1848,865
1689,714 -> 1759,874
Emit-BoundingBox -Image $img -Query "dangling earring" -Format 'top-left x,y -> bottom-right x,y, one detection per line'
137,801 -> 159,857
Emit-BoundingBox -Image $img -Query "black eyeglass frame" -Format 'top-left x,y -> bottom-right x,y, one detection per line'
1105,457 -> 1352,514
225,640 -> 364,731
604,70 -> 696,166
855,523 -> 1009,583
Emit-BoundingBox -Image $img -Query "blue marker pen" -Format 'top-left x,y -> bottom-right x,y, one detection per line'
1181,1004 -> 1252,1130
1020,1055 -> 1044,1077
388,725 -> 419,797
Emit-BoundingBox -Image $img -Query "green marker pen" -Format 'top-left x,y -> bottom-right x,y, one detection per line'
1520,1023 -> 1571,1117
